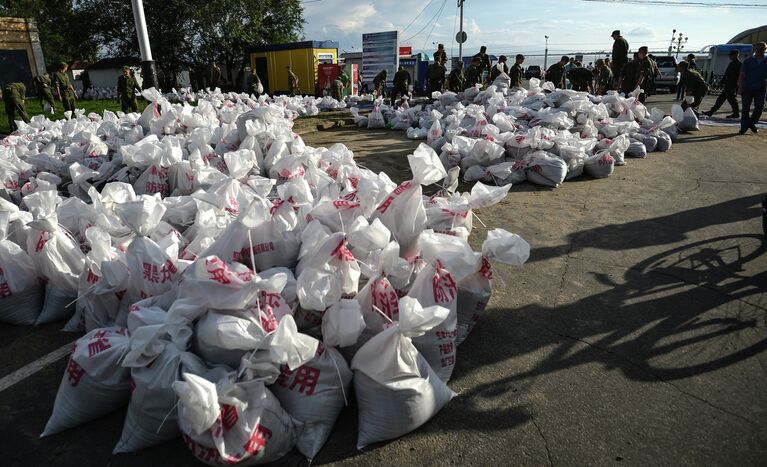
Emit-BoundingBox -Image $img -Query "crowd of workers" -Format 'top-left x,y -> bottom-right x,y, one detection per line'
370,33 -> 766,136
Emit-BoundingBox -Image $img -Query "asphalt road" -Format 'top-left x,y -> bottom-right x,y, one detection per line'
1,93 -> 765,466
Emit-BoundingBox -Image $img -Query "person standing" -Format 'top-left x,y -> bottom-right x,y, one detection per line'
473,46 -> 491,81
207,62 -> 223,89
286,66 -> 299,96
611,30 -> 629,86
426,58 -> 447,96
618,53 -> 641,95
373,69 -> 388,100
738,41 -> 767,135
34,71 -> 56,114
509,54 -> 525,88
448,61 -> 466,92
634,46 -> 656,103
116,66 -> 141,113
489,55 -> 510,83
546,56 -> 569,89
433,44 -> 447,64
677,61 -> 709,114
391,65 -> 411,105
52,62 -> 76,113
704,49 -> 741,118
3,82 -> 30,132
593,58 -> 613,95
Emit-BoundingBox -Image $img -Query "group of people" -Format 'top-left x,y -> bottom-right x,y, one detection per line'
3,62 -> 77,132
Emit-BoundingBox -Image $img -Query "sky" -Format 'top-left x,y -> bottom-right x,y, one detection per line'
301,0 -> 765,66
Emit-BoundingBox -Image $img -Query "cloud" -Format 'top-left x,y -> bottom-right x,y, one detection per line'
629,26 -> 654,38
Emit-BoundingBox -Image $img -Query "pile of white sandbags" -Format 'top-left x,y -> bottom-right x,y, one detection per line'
354,78 -> 680,188
1,88 -> 529,463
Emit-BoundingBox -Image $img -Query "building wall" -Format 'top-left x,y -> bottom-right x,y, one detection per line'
0,17 -> 46,92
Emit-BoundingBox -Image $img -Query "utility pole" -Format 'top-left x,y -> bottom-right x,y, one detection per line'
458,0 -> 465,63
544,35 -> 549,70
131,0 -> 158,89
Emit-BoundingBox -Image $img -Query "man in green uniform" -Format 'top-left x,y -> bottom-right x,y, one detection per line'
567,65 -> 594,93
633,46 -> 656,103
248,68 -> 263,97
426,58 -> 446,96
433,44 -> 447,64
34,71 -> 56,114
618,53 -> 641,95
489,55 -> 509,83
339,69 -> 350,97
52,62 -> 76,113
465,58 -> 483,88
703,49 -> 741,118
509,54 -> 525,88
546,56 -> 569,89
373,69 -> 388,100
286,66 -> 299,96
611,29 -> 629,87
391,66 -> 411,105
593,58 -> 613,95
3,82 -> 30,133
448,61 -> 466,92
472,46 -> 492,81
677,61 -> 709,114
116,66 -> 142,113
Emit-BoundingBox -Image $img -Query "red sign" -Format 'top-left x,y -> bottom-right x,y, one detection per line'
399,46 -> 412,57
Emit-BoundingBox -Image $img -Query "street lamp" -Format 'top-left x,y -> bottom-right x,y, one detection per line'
544,35 -> 549,70
669,30 -> 688,59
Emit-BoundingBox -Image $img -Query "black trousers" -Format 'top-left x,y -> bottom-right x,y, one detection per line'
708,86 -> 739,115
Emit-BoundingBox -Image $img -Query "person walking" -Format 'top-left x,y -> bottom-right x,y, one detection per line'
593,58 -> 613,95
677,61 -> 709,114
473,46 -> 492,81
448,61 -> 466,92
34,71 -> 56,114
433,43 -> 447,64
373,69 -> 388,100
509,54 -> 525,88
391,65 -> 411,105
286,66 -> 299,96
611,30 -> 629,87
546,56 -> 569,89
489,55 -> 509,83
116,66 -> 141,113
703,49 -> 741,119
3,82 -> 30,133
738,41 -> 767,135
676,54 -> 699,100
52,62 -> 76,113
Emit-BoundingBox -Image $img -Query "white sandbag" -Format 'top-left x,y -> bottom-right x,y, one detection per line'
525,151 -> 568,187
584,152 -> 615,179
321,299 -> 366,348
367,106 -> 386,129
351,296 -> 455,449
42,327 -> 131,436
626,141 -> 648,158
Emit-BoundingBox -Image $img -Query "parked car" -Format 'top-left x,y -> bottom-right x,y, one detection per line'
653,55 -> 678,92
524,65 -> 542,79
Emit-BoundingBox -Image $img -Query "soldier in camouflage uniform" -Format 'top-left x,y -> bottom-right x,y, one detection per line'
509,54 -> 525,88
677,61 -> 709,114
117,66 -> 142,113
52,62 -> 76,113
34,71 -> 56,113
489,55 -> 509,83
634,46 -> 656,103
426,58 -> 447,96
3,82 -> 30,133
593,59 -> 613,95
448,61 -> 466,92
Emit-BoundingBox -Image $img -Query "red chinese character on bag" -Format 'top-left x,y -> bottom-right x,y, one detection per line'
438,342 -> 454,356
432,264 -> 457,304
86,269 -> 99,284
35,232 -> 48,253
330,238 -> 355,263
221,404 -> 239,431
243,424 -> 272,455
66,357 -> 86,386
289,366 -> 320,396
205,257 -> 231,284
479,256 -> 493,280
276,365 -> 292,388
142,262 -> 160,283
88,333 -> 112,357
0,282 -> 11,298
159,260 -> 176,283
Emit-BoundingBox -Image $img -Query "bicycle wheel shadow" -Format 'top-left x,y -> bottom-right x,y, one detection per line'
454,233 -> 767,410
